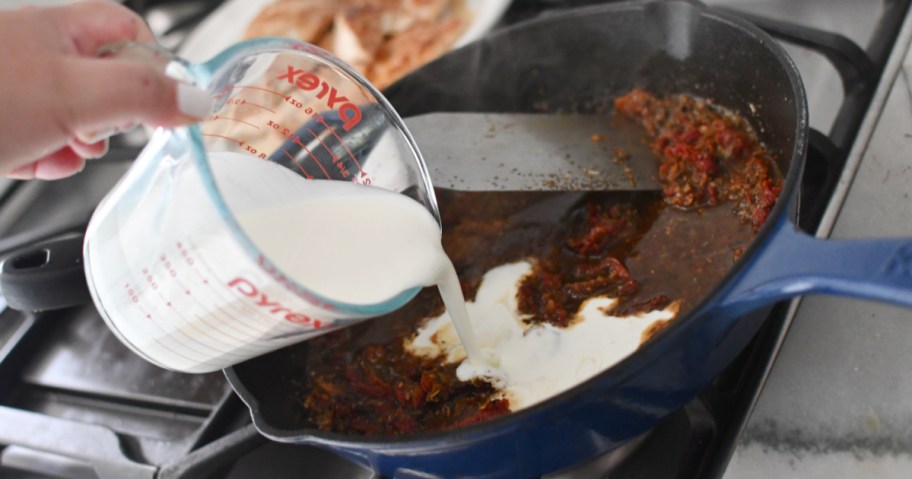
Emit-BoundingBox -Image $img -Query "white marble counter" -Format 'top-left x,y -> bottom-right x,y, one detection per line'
724,8 -> 912,479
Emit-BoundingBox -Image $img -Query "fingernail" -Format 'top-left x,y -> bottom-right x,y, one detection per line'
177,83 -> 214,119
86,139 -> 110,160
77,129 -> 115,144
7,164 -> 35,180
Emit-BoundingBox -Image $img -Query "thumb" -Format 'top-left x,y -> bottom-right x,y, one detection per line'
56,57 -> 213,137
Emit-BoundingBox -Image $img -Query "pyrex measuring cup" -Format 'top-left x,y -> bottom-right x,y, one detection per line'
83,38 -> 439,373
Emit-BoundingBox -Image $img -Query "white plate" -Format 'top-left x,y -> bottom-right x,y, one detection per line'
178,0 -> 512,63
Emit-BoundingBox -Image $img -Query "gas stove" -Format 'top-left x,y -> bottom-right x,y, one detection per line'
1,1 -> 911,478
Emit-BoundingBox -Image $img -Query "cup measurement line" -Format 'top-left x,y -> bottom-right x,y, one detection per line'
208,115 -> 261,130
173,286 -> 279,344
142,285 -> 251,359
282,149 -> 315,179
139,270 -> 253,357
227,96 -> 276,114
263,326 -> 325,342
316,117 -> 365,177
306,127 -> 340,161
150,330 -> 215,369
153,285 -> 261,347
134,290 -> 233,363
159,306 -> 252,359
201,133 -> 244,146
180,282 -> 277,336
232,85 -> 285,98
291,135 -> 332,178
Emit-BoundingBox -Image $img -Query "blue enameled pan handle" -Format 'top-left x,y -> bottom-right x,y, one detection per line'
718,214 -> 912,316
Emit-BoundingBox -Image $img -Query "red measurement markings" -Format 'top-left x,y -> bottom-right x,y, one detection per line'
232,85 -> 284,98
226,96 -> 276,114
207,114 -> 260,130
125,281 -> 228,365
178,240 -> 247,318
316,117 -> 367,182
283,149 -> 314,179
245,101 -> 275,113
267,120 -> 293,139
307,127 -> 351,179
176,240 -> 299,332
146,257 -> 259,352
124,282 -> 140,303
201,133 -> 243,145
306,127 -> 339,160
176,241 -> 194,267
173,241 -> 269,337
290,136 -> 331,178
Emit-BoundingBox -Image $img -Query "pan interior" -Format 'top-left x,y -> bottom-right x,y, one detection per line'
228,0 -> 805,438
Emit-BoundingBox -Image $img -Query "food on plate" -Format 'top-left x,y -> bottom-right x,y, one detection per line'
280,89 -> 782,436
243,0 -> 472,88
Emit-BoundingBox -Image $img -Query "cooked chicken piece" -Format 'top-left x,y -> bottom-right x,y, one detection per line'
368,14 -> 469,88
243,1 -> 335,43
243,0 -> 472,88
376,0 -> 451,33
319,7 -> 385,72
404,0 -> 452,21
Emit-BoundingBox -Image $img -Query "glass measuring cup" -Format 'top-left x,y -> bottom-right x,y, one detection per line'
83,38 -> 440,373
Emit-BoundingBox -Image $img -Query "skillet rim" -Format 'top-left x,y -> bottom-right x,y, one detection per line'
224,0 -> 810,449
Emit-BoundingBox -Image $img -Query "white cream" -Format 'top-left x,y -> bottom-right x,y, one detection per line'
405,260 -> 679,411
232,163 -> 488,364
235,178 -> 443,306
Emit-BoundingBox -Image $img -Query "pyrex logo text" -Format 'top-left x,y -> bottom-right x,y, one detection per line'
228,277 -> 321,327
278,66 -> 362,132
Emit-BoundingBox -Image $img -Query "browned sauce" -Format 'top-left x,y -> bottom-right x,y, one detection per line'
286,90 -> 781,436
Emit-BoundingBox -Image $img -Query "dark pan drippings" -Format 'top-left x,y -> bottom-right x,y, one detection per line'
283,90 -> 781,436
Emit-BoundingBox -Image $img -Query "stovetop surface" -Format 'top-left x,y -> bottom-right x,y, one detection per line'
724,12 -> 912,478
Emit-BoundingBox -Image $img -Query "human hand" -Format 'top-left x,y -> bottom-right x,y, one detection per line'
0,0 -> 213,180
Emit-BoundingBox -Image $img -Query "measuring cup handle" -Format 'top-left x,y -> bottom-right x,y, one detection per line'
0,235 -> 90,312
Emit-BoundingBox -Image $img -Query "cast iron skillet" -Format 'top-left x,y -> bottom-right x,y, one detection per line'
224,1 -> 912,478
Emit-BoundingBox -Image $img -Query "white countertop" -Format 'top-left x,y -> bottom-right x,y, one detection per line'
724,8 -> 912,479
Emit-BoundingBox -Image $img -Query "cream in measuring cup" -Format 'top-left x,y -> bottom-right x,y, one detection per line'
84,38 -> 485,373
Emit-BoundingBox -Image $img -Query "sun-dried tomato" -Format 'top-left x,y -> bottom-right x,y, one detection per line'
567,203 -> 637,256
615,88 -> 782,231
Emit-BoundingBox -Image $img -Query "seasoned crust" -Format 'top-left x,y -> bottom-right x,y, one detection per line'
243,1 -> 335,44
367,14 -> 469,88
242,0 -> 471,88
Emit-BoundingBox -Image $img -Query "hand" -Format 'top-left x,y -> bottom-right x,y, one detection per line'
0,0 -> 212,180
